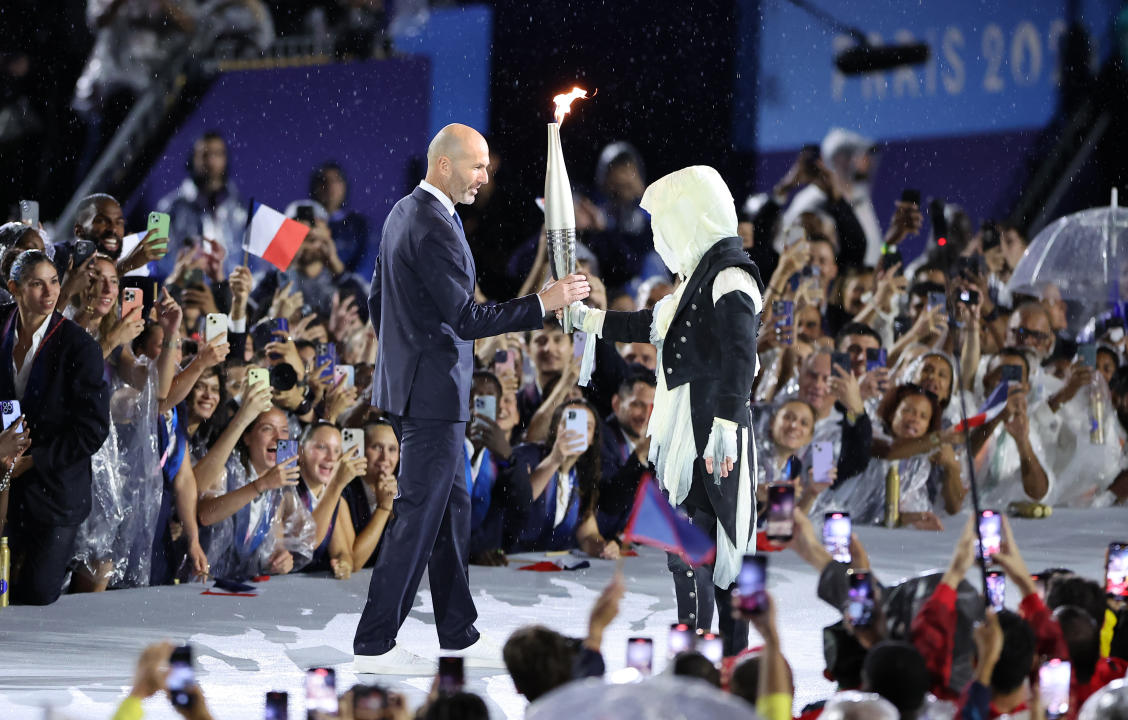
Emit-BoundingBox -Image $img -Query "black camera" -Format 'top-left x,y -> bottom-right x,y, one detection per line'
269,363 -> 298,392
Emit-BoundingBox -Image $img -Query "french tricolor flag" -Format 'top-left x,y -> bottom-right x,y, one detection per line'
242,202 -> 308,271
953,382 -> 1009,432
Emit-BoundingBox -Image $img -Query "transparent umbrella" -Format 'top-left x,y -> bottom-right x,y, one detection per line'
1008,190 -> 1128,305
526,675 -> 762,720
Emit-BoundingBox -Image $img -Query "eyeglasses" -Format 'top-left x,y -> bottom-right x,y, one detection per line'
1014,327 -> 1051,343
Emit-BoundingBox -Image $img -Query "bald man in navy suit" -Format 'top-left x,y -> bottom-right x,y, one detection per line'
354,124 -> 590,673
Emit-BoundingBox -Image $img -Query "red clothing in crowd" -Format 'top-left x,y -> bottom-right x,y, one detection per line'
1074,656 -> 1128,712
911,582 -> 1069,714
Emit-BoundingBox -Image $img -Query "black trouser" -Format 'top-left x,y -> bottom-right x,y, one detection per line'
8,512 -> 80,605
666,467 -> 750,658
353,416 -> 478,655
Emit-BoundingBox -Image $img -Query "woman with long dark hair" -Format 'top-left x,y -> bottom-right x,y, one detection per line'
182,365 -> 231,459
503,399 -> 619,558
0,249 -> 109,604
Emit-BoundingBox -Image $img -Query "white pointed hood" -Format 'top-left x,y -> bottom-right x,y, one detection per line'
640,165 -> 738,277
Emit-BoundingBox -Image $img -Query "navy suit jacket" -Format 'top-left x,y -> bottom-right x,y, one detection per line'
371,186 -> 544,421
0,304 -> 110,525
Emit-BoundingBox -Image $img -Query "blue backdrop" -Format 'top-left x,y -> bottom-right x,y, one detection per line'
735,0 -> 1120,254
392,4 -> 493,139
128,57 -> 434,235
737,0 -> 1117,151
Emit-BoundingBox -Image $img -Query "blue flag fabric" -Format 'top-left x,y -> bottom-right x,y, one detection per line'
623,475 -> 716,566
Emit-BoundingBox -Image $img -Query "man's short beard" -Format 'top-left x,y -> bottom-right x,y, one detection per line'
98,235 -> 122,260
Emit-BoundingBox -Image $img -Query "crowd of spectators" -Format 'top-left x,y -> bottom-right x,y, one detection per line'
2,119 -> 1128,719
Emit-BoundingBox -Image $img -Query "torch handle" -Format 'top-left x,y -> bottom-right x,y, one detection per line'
546,228 -> 577,333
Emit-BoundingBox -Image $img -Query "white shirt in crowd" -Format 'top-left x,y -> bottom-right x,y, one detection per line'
13,315 -> 50,399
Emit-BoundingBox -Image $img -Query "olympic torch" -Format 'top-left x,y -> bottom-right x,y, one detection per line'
545,87 -> 587,332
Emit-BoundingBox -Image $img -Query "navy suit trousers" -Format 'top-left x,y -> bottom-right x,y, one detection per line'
8,508 -> 80,605
353,415 -> 479,655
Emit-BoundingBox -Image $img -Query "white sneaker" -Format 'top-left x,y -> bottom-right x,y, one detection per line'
354,646 -> 437,675
443,631 -> 507,669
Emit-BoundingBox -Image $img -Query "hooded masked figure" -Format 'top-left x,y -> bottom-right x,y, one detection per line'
572,166 -> 764,655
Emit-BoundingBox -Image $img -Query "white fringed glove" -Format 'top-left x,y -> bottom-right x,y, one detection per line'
703,417 -> 739,478
569,301 -> 605,335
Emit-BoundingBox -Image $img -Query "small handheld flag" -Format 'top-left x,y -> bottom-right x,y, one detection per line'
242,201 -> 308,271
623,475 -> 715,567
952,382 -> 1009,433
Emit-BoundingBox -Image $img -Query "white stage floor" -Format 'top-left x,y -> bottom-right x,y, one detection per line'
1,508 -> 1124,720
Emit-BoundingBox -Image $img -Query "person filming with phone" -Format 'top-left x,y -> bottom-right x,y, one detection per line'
970,349 -> 1053,506
52,194 -> 166,291
338,418 -> 400,570
465,371 -> 515,565
502,399 -> 618,560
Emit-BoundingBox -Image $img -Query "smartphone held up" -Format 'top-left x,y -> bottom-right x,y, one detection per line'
977,510 -> 1002,561
735,554 -> 767,615
626,637 -> 654,675
167,645 -> 196,709
765,484 -> 795,543
845,569 -> 875,628
822,512 -> 851,564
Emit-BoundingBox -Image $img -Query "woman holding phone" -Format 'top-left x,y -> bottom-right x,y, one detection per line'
294,421 -> 367,579
66,254 -> 154,591
196,406 -> 312,579
182,366 -> 230,458
502,399 -> 618,559
339,419 -> 400,569
754,399 -> 835,517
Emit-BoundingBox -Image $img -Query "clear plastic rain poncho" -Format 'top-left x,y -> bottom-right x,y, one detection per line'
1045,372 -> 1124,507
753,345 -> 798,403
809,446 -> 935,525
70,354 -> 163,588
202,453 -> 317,580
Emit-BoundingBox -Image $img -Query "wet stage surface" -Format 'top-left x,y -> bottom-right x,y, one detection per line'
2,508 -> 1124,719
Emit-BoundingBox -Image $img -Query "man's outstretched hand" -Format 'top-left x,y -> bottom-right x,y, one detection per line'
538,273 -> 591,312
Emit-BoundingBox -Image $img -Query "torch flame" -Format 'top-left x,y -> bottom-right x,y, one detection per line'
553,86 -> 588,125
